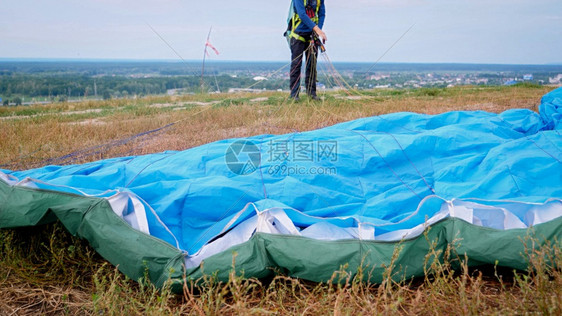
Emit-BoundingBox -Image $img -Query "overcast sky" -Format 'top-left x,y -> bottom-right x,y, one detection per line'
1,0 -> 561,64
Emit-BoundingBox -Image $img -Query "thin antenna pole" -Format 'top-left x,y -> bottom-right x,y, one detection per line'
201,27 -> 213,94
214,73 -> 221,93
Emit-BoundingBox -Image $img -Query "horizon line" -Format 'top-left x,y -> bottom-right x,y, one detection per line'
0,57 -> 561,67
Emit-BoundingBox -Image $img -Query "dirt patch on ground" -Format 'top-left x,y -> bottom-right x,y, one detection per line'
149,101 -> 220,108
65,118 -> 107,126
334,95 -> 369,100
60,109 -> 103,116
461,102 -> 502,111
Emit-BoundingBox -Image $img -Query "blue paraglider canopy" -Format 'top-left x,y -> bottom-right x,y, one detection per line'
1,87 -> 561,285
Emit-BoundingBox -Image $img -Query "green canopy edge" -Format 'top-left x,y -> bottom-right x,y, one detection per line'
2,179 -> 561,292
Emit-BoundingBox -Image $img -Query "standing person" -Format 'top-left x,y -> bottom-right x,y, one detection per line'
286,0 -> 327,100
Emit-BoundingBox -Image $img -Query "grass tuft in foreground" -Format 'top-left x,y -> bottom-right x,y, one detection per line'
1,222 -> 560,315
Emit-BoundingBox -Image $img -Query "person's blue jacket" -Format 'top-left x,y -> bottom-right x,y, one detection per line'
293,0 -> 325,34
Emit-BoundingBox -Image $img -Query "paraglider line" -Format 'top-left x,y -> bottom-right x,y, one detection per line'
351,130 -> 424,200
382,131 -> 435,193
525,135 -> 562,164
146,22 -> 189,65
365,23 -> 415,74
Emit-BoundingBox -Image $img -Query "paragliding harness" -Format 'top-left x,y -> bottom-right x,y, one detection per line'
284,0 -> 325,52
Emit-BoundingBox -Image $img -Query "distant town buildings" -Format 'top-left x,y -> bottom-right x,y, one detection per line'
549,74 -> 562,85
228,88 -> 266,93
369,74 -> 390,81
218,66 -> 558,92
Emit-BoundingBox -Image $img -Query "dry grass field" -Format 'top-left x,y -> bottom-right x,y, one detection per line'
1,85 -> 561,315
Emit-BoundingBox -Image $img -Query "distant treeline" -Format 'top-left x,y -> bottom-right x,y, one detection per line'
0,74 -> 286,100
2,60 -> 561,103
2,60 -> 561,75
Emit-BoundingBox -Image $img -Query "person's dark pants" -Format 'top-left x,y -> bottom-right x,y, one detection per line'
289,36 -> 318,98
